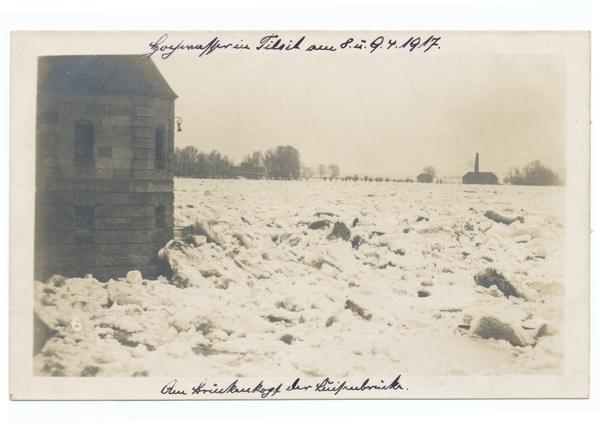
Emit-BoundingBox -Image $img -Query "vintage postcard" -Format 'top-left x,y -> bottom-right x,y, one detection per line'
9,30 -> 590,400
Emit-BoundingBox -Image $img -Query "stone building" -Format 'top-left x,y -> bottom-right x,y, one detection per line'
35,55 -> 178,281
462,153 -> 498,185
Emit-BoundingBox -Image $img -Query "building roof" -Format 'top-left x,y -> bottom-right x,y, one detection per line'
463,172 -> 497,178
38,55 -> 178,99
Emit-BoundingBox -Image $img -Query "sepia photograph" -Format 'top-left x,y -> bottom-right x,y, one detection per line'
9,29 -> 590,400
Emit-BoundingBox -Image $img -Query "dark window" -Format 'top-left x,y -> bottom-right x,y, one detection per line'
155,206 -> 166,228
74,121 -> 94,167
75,206 -> 94,228
155,126 -> 166,169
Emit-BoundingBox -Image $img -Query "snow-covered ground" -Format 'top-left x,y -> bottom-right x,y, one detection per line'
34,178 -> 566,377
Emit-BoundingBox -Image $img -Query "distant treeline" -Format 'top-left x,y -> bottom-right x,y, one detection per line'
339,175 -> 414,183
174,147 -> 235,179
175,145 -> 316,180
175,147 -> 562,186
503,161 -> 564,186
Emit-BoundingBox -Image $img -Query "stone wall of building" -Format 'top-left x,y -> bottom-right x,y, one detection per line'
35,77 -> 176,281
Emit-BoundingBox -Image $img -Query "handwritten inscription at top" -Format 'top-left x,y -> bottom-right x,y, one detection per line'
143,33 -> 441,60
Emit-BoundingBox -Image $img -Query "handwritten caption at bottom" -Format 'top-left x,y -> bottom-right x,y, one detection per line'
161,375 -> 405,398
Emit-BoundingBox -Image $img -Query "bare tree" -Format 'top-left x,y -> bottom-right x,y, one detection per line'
328,163 -> 340,179
242,151 -> 263,167
300,163 -> 314,179
423,166 -> 437,179
175,146 -> 199,177
263,146 -> 301,180
251,151 -> 263,167
504,160 -> 563,186
317,164 -> 328,178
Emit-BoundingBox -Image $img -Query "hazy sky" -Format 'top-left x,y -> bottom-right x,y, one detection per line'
154,46 -> 565,179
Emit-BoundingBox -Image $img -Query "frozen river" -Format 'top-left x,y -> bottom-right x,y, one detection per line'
34,178 -> 565,377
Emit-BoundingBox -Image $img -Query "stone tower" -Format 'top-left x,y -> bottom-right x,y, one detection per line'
35,55 -> 178,281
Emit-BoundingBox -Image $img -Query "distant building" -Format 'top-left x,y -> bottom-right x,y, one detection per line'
237,162 -> 266,179
462,153 -> 498,185
35,55 -> 177,281
417,173 -> 434,183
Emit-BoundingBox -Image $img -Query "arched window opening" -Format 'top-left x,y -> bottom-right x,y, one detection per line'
155,125 -> 166,169
74,120 -> 94,167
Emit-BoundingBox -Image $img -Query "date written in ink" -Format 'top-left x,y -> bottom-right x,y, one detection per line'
340,36 -> 441,53
144,33 -> 441,60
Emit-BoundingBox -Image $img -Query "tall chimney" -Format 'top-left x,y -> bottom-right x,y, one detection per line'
475,153 -> 479,173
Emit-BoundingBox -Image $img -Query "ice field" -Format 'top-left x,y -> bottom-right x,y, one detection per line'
34,178 -> 566,377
